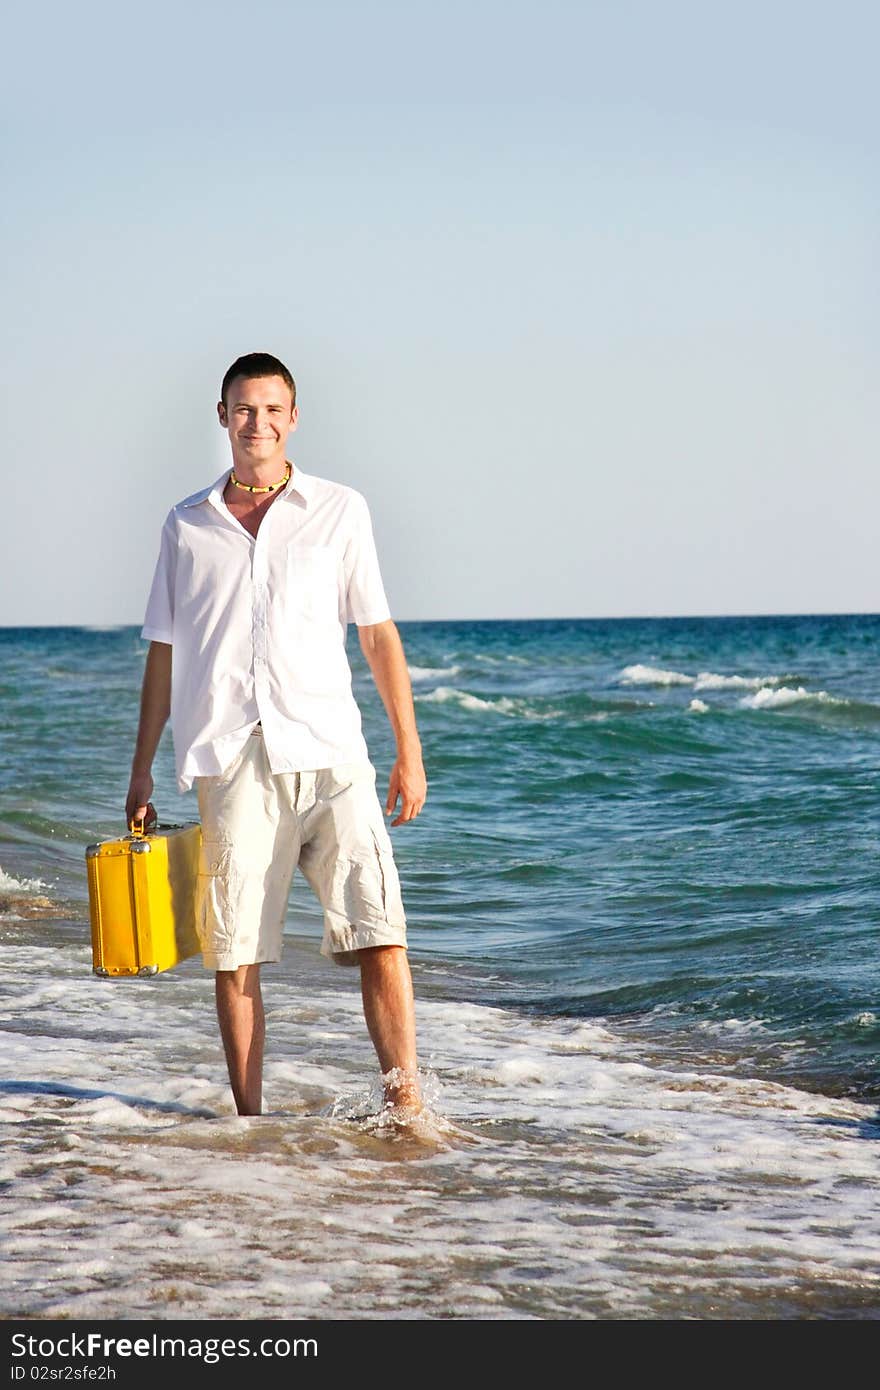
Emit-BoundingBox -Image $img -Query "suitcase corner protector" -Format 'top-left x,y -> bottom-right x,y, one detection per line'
85,844 -> 101,859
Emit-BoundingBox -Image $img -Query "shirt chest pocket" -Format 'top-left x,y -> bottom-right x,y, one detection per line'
286,543 -> 339,623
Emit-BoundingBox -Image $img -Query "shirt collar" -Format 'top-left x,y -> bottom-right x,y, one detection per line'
180,476 -> 221,509
181,463 -> 312,510
282,466 -> 312,505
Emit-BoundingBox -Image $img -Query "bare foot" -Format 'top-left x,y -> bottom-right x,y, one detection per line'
382,1066 -> 423,1119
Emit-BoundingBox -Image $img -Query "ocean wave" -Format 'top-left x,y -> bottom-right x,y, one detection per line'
414,686 -> 562,720
617,669 -> 880,721
621,664 -> 784,692
730,685 -> 880,724
473,653 -> 531,666
0,866 -> 50,896
694,672 -> 781,691
694,1016 -> 774,1037
0,865 -> 59,920
619,664 -> 694,686
407,665 -> 461,681
416,685 -> 512,713
739,686 -> 843,711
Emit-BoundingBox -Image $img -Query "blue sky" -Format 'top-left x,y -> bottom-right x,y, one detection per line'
3,1 -> 877,623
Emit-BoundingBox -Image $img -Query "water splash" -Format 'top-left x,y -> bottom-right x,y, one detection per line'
324,1067 -> 454,1145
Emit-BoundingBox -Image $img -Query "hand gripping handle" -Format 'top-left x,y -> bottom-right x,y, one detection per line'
129,803 -> 158,837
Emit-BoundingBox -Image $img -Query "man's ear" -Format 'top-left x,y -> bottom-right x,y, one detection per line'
217,401 -> 227,427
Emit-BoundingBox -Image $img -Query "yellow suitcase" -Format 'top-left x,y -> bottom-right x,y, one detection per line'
86,819 -> 202,977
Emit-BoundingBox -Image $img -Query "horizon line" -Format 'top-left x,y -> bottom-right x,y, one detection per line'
3,610 -> 880,631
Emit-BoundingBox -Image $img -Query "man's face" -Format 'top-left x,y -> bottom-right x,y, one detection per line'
217,375 -> 298,463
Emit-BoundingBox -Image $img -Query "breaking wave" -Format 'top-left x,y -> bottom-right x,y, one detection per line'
0,866 -> 50,896
619,664 -> 693,687
740,686 -> 843,710
407,664 -> 461,681
414,686 -> 562,720
620,664 -> 784,691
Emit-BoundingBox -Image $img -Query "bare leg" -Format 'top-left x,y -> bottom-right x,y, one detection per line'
215,963 -> 265,1116
359,945 -> 421,1114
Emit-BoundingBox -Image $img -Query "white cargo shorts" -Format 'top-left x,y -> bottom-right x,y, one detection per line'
194,727 -> 408,970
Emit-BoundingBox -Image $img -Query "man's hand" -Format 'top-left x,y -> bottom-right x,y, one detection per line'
386,751 -> 427,827
125,772 -> 158,832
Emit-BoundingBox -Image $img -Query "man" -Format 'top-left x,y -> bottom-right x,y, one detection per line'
125,351 -> 427,1119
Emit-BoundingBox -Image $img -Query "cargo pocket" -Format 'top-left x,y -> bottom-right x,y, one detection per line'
322,844 -> 408,965
195,836 -> 236,956
370,830 -> 406,925
331,856 -> 386,928
328,834 -> 406,926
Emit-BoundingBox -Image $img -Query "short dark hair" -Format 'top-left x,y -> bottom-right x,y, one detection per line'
220,352 -> 296,409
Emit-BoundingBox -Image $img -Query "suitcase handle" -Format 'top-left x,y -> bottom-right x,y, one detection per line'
129,820 -> 146,838
129,804 -> 157,838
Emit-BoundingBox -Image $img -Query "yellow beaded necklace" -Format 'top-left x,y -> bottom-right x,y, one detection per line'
229,463 -> 292,495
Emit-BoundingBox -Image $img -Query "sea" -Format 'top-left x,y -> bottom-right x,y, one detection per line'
1,614 -> 879,1323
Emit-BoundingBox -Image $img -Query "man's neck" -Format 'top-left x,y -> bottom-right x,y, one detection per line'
228,455 -> 291,489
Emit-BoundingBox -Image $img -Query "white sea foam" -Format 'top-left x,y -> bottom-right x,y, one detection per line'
619,664 -> 694,686
622,665 -> 785,694
688,699 -> 710,714
474,653 -> 531,666
2,937 -> 879,1320
407,664 -> 461,681
740,686 -> 844,711
414,687 -> 560,720
615,674 -> 856,715
0,867 -> 50,896
693,672 -> 781,691
695,1016 -> 773,1037
416,685 -> 516,713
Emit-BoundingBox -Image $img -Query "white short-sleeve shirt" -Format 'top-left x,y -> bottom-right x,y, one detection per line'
141,465 -> 392,793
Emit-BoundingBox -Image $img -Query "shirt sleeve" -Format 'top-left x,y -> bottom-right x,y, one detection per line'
140,510 -> 177,643
344,492 -> 392,626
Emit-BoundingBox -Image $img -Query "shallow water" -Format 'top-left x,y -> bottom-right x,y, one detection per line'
1,913 -> 879,1321
2,617 -> 880,1319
